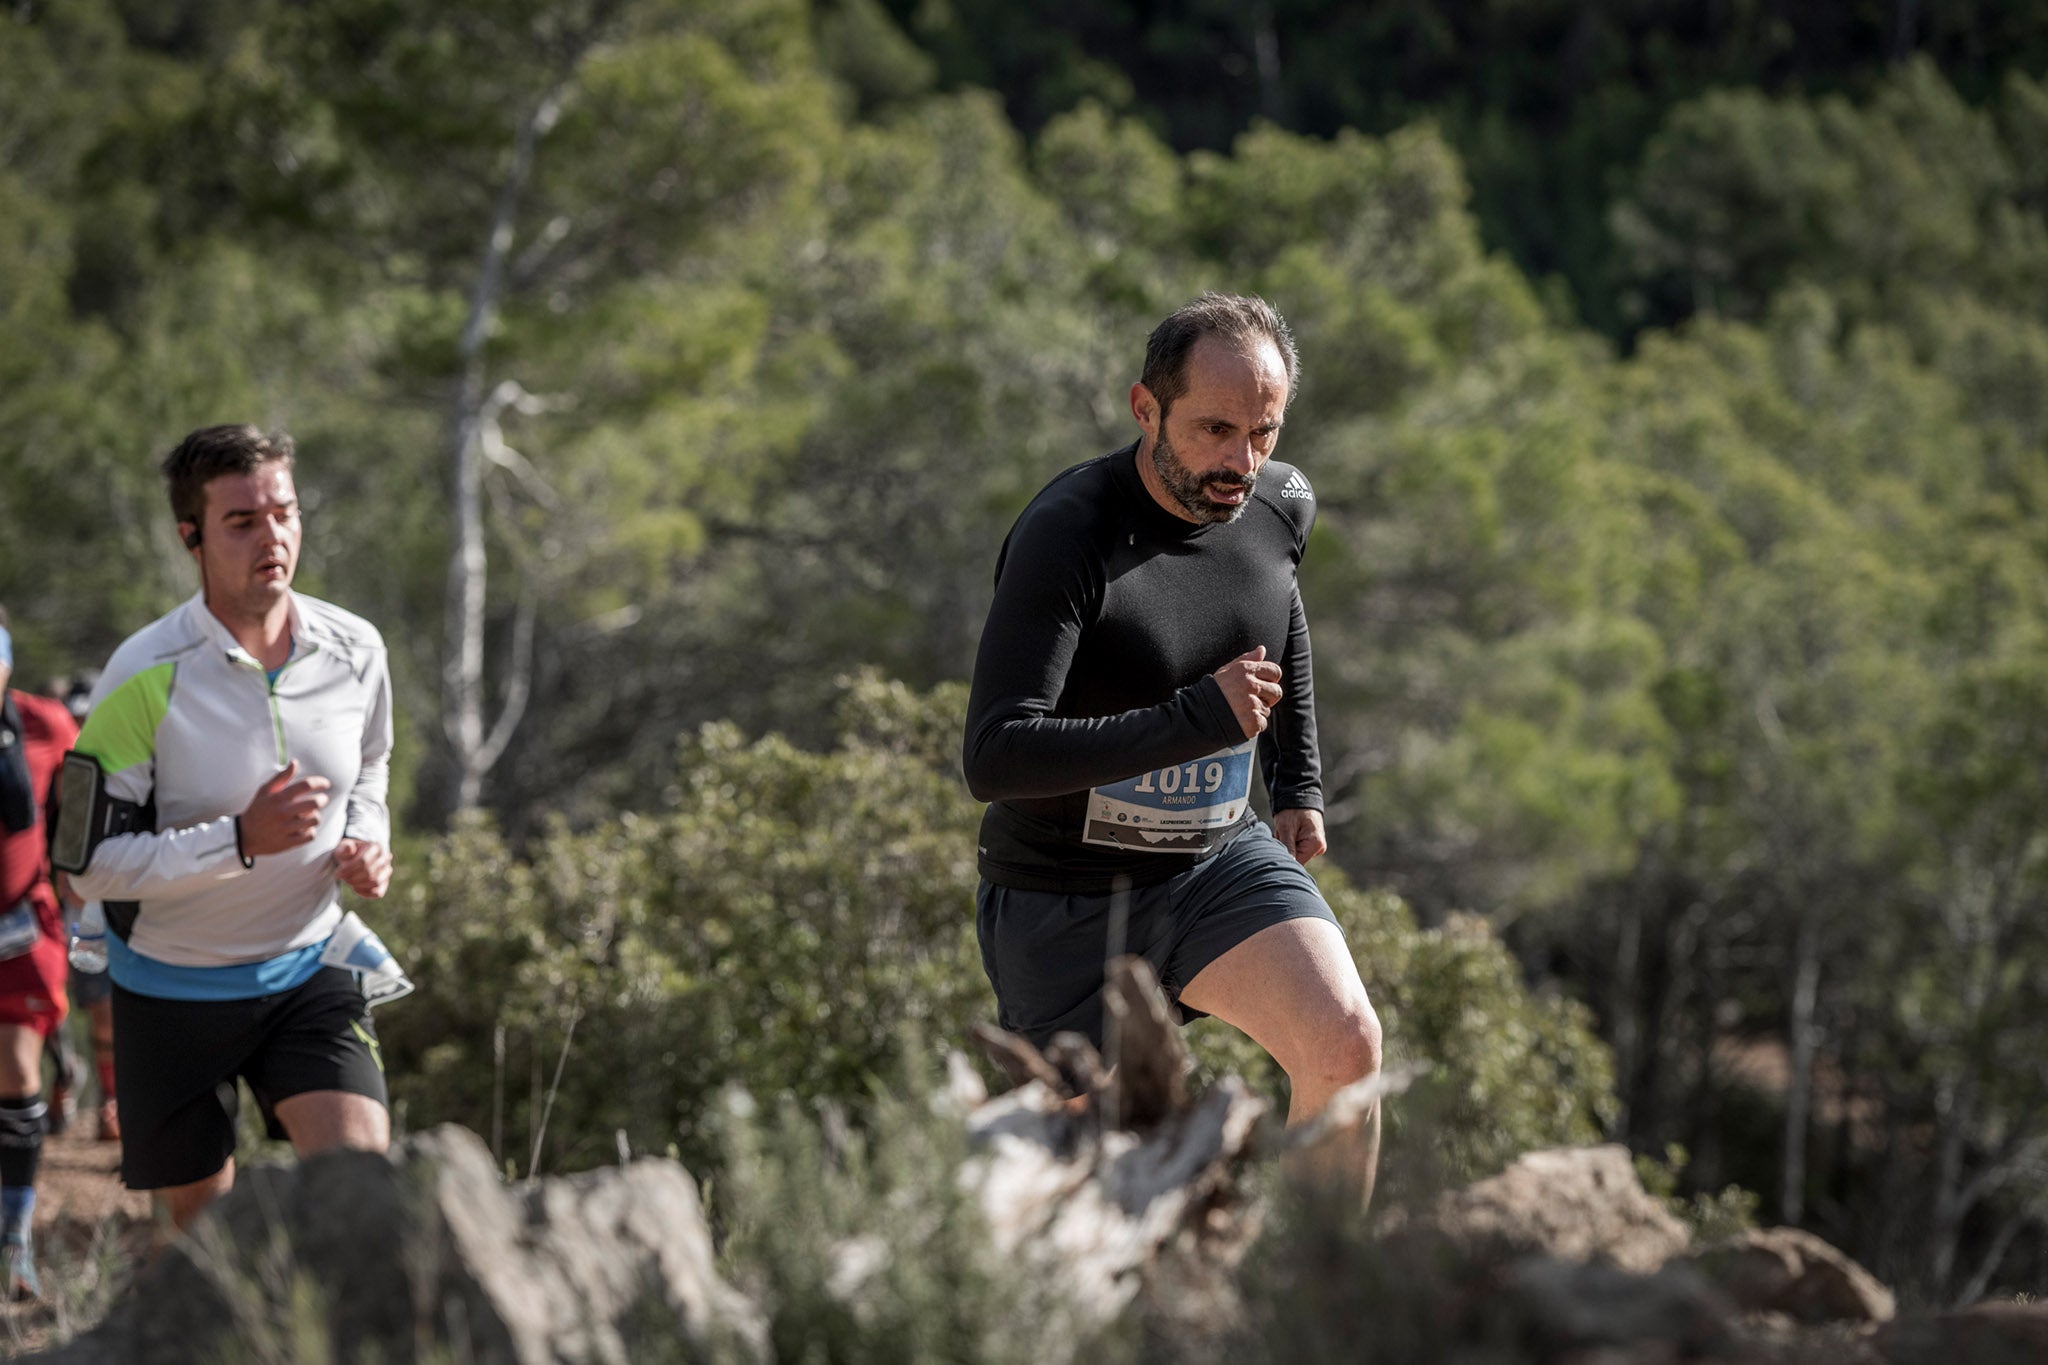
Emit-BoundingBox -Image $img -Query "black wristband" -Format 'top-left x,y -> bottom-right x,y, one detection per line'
234,816 -> 255,869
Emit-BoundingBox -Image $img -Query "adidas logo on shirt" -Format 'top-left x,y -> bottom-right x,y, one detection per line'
1279,470 -> 1314,500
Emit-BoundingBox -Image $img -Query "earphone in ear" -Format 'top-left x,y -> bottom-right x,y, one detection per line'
182,527 -> 203,549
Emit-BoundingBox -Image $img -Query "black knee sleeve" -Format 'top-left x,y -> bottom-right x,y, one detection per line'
0,1096 -> 44,1189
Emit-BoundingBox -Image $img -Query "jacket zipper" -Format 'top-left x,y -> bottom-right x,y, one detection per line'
250,644 -> 317,766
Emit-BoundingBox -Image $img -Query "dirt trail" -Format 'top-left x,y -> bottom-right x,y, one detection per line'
0,1119 -> 153,1359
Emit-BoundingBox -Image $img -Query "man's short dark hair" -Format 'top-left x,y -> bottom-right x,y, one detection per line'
161,425 -> 295,529
1140,293 -> 1300,419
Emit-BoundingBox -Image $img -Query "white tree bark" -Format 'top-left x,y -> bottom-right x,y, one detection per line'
443,86 -> 568,812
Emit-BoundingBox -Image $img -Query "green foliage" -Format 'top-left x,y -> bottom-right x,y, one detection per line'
814,0 -> 936,114
1881,657 -> 2048,1188
1212,1193 -> 1466,1365
383,677 -> 1616,1194
715,1064 -> 1104,1364
1032,101 -> 1182,278
1683,1185 -> 1765,1246
8,0 -> 2048,1301
873,0 -> 2048,335
380,675 -> 986,1172
1617,59 -> 2045,330
1376,903 -> 1616,1180
1194,871 -> 1614,1185
1636,1144 -> 1761,1243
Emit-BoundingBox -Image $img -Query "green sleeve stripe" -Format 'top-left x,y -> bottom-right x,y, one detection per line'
75,661 -> 174,774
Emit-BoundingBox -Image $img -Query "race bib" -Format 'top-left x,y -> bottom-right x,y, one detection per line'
0,901 -> 37,962
1083,738 -> 1256,853
319,910 -> 415,1008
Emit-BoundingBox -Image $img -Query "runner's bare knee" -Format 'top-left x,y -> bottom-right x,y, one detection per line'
1336,1001 -> 1383,1082
1287,1000 -> 1381,1091
276,1089 -> 388,1157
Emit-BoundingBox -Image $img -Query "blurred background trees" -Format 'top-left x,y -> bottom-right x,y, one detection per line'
4,0 -> 2044,1306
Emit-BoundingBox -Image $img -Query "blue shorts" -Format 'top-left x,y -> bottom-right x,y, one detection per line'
975,822 -> 1339,1050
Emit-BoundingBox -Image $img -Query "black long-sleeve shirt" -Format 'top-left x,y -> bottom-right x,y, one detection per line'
963,441 -> 1323,892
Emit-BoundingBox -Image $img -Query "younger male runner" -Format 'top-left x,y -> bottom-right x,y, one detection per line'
62,425 -> 395,1230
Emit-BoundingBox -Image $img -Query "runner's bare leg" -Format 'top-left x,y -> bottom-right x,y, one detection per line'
160,1161 -> 234,1233
1178,917 -> 1383,1207
274,1090 -> 388,1157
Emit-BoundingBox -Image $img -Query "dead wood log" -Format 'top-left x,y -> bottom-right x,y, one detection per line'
972,1021 -> 1067,1094
1044,1032 -> 1111,1103
1101,955 -> 1188,1129
959,958 -> 1273,1331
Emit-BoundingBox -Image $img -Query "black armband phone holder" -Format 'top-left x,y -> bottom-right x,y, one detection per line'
48,751 -> 150,874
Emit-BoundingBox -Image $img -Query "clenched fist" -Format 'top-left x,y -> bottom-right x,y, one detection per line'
239,760 -> 331,857
1213,646 -> 1283,738
334,838 -> 393,899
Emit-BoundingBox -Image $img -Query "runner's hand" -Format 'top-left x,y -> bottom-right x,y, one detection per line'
1274,808 -> 1327,866
334,838 -> 393,899
239,760 -> 331,857
1213,646 -> 1283,738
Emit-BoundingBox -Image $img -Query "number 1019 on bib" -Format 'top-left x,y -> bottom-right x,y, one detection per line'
1083,738 -> 1257,853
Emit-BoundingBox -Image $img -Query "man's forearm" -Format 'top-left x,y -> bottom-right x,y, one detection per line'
963,678 -> 1242,802
68,819 -> 252,903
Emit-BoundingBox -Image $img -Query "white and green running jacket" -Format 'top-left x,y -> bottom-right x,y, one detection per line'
69,592 -> 392,973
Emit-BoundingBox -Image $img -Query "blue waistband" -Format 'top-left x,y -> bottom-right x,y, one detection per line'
107,935 -> 329,1001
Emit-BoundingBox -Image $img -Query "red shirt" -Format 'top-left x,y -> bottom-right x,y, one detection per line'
1,690 -> 79,939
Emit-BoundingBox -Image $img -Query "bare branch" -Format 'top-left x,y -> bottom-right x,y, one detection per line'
562,605 -> 643,643
510,214 -> 575,286
1952,1133 -> 2048,1221
1954,1206 -> 2037,1307
475,585 -> 537,779
477,379 -> 566,510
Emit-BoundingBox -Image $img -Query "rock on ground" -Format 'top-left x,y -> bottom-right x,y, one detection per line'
36,1124 -> 763,1364
1878,1301 -> 2048,1365
1428,1144 -> 1692,1274
1683,1226 -> 1895,1325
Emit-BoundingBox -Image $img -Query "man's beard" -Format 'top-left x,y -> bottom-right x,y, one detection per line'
1151,429 -> 1255,524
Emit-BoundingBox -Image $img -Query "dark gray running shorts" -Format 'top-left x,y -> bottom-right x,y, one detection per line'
976,821 -> 1340,1049
112,966 -> 386,1190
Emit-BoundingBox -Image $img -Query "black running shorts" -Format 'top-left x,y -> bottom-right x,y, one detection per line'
69,962 -> 111,1008
112,966 -> 387,1190
975,821 -> 1341,1050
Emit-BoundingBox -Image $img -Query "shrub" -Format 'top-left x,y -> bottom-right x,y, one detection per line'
378,674 -> 987,1174
714,1057 -> 1108,1365
1187,873 -> 1614,1186
379,675 -> 1616,1186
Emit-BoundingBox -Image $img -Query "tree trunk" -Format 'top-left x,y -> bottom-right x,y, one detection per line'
1781,910 -> 1821,1224
1611,889 -> 1643,1136
1251,0 -> 1283,124
1955,1206 -> 2026,1307
443,86 -> 566,812
1653,892 -> 1705,1144
1892,0 -> 1920,60
1927,1073 -> 1973,1292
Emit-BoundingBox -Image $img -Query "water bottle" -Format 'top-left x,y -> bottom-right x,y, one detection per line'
68,901 -> 108,975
